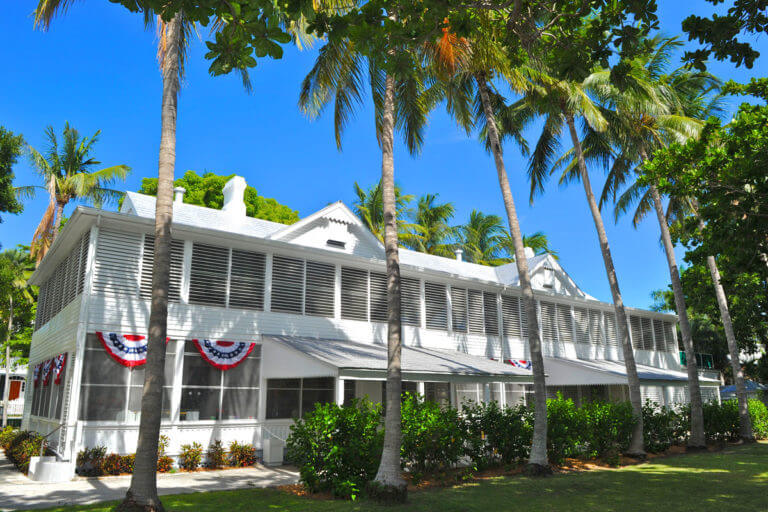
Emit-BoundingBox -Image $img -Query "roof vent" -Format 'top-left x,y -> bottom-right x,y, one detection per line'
454,248 -> 463,262
173,186 -> 186,204
222,176 -> 247,217
524,247 -> 535,259
327,239 -> 346,249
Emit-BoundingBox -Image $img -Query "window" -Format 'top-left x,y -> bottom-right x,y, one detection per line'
425,382 -> 450,407
140,236 -> 185,302
455,383 -> 481,404
589,310 -> 604,345
604,312 -> 618,346
629,316 -> 643,349
369,272 -> 387,322
229,249 -> 266,310
467,290 -> 484,334
266,377 -> 334,419
451,287 -> 468,333
92,229 -> 142,298
401,278 -> 421,327
501,295 -> 522,338
663,322 -> 677,352
504,383 -> 526,406
540,301 -> 558,342
304,261 -> 335,317
79,335 -> 174,421
556,304 -> 574,343
424,282 -> 447,330
188,243 -> 229,307
641,317 -> 654,350
271,255 -> 304,314
574,307 -> 589,344
653,319 -> 666,352
483,292 -> 499,335
341,267 -> 368,320
181,343 -> 261,421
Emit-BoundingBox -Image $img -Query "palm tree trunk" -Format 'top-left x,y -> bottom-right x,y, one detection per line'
118,13 -> 181,512
476,73 -> 549,473
53,201 -> 65,239
564,113 -> 645,456
372,71 -> 407,501
2,298 -> 13,429
647,183 -> 705,448
692,211 -> 754,441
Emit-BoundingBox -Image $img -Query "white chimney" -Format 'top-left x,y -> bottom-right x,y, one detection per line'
222,176 -> 247,217
454,248 -> 464,262
524,247 -> 535,259
173,186 -> 186,204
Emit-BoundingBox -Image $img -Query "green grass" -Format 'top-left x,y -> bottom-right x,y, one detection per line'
26,442 -> 768,512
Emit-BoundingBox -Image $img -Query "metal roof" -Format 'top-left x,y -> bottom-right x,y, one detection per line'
265,335 -> 532,382
543,357 -> 721,385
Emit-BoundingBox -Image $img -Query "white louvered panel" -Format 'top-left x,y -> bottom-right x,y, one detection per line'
369,272 -> 387,323
574,307 -> 589,344
641,317 -> 654,350
501,295 -> 522,338
663,322 -> 677,352
451,287 -> 468,333
653,319 -> 666,351
77,231 -> 90,295
188,243 -> 229,307
140,236 -> 185,302
92,229 -> 142,297
34,281 -> 47,330
63,251 -> 79,305
629,316 -> 643,349
483,292 -> 499,335
520,298 -> 530,339
604,312 -> 618,346
270,255 -> 305,314
556,304 -> 574,343
48,261 -> 64,322
540,301 -> 558,343
305,260 -> 335,317
39,277 -> 51,326
424,282 -> 447,330
229,249 -> 266,311
401,277 -> 421,327
467,289 -> 484,335
341,267 -> 368,320
588,310 -> 603,345
642,386 -> 663,406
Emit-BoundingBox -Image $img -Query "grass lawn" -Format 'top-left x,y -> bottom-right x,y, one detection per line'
26,442 -> 768,512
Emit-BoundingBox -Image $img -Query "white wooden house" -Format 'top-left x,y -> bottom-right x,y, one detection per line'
22,176 -> 720,469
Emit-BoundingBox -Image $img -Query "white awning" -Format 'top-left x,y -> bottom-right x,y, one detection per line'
543,357 -> 720,386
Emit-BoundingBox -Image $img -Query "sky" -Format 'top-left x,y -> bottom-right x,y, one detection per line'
1,2 -> 766,310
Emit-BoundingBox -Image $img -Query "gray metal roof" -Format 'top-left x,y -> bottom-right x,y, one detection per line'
544,357 -> 720,384
265,336 -> 532,381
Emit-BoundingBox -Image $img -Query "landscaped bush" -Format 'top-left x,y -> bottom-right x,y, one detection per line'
287,399 -> 383,499
579,400 -> 635,461
228,441 -> 257,467
748,399 -> 768,439
206,440 -> 227,469
4,430 -> 50,474
461,400 -> 533,468
157,435 -> 174,472
642,401 -> 683,453
102,453 -> 125,475
179,442 -> 203,471
401,393 -> 465,473
546,393 -> 583,463
76,446 -> 107,476
121,454 -> 135,473
703,400 -> 741,441
0,426 -> 18,449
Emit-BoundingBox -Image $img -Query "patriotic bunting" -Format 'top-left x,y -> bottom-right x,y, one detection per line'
506,359 -> 532,370
193,339 -> 255,370
33,363 -> 41,387
53,353 -> 67,385
41,359 -> 54,386
97,332 -> 149,367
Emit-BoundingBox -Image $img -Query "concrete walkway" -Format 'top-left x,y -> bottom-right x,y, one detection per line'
0,452 -> 299,511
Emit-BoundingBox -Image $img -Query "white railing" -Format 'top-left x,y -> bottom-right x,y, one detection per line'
1,399 -> 25,417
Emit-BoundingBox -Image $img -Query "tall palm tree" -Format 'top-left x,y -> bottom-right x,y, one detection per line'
598,37 -> 723,449
352,180 -> 416,242
458,210 -> 510,266
404,193 -> 458,257
0,249 -> 35,428
18,123 -> 130,262
300,34 -> 435,500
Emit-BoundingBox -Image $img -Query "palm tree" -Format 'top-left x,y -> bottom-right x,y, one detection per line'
598,37 -> 723,449
352,180 -> 416,242
300,34 -> 435,500
404,194 -> 458,257
0,249 -> 35,428
18,123 -> 130,262
458,210 -> 510,266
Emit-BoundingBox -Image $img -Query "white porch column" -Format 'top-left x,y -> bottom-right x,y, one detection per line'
336,376 -> 346,406
416,381 -> 425,397
482,382 -> 491,403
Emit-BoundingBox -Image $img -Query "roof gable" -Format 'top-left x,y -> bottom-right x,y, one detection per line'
528,255 -> 594,299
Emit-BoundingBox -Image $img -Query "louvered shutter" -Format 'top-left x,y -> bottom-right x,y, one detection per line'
501,295 -> 522,338
540,301 -> 558,342
604,312 -> 618,346
77,231 -> 90,295
140,236 -> 185,302
663,322 -> 677,352
483,292 -> 499,335
271,255 -> 305,313
63,251 -> 79,305
341,267 -> 368,320
424,282 -> 447,330
369,272 -> 387,322
451,287 -> 468,333
556,304 -> 574,343
401,277 -> 421,327
49,259 -> 65,317
629,316 -> 643,349
34,282 -> 47,330
653,319 -> 665,351
467,290 -> 484,334
92,230 -> 142,297
229,249 -> 266,310
640,317 -> 654,350
589,310 -> 603,345
574,307 -> 589,344
187,243 -> 229,307
305,261 -> 335,317
520,298 -> 530,339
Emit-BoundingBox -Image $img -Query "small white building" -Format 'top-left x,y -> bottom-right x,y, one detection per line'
22,176 -> 720,467
1,361 -> 27,423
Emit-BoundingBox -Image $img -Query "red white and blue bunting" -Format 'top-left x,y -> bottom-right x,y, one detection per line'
41,359 -> 54,386
505,359 -> 532,370
97,332 -> 149,368
192,339 -> 255,370
53,353 -> 67,385
33,363 -> 41,387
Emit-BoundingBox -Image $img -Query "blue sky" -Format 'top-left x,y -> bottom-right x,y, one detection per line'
1,2 -> 765,309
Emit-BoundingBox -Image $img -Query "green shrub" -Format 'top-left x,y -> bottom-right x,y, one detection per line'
157,434 -> 174,472
0,426 -> 18,449
748,399 -> 768,439
703,400 -> 740,441
102,453 -> 125,475
642,400 -> 682,453
5,430 -> 49,474
228,441 -> 257,467
179,442 -> 203,471
206,440 -> 227,469
121,454 -> 135,473
461,400 -> 532,468
286,399 -> 383,499
76,446 -> 107,476
546,393 -> 583,463
580,400 -> 636,459
401,394 -> 464,472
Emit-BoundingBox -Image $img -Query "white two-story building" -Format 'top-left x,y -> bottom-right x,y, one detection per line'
22,176 -> 719,467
